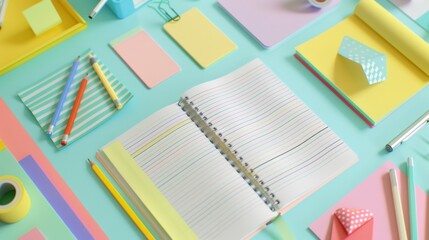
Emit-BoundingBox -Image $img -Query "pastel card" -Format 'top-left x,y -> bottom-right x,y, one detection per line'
18,228 -> 46,240
310,161 -> 428,239
338,36 -> 386,85
163,8 -> 237,68
23,0 -> 62,36
218,0 -> 340,48
110,27 -> 180,88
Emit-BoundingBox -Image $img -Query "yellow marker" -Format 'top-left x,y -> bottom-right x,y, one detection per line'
88,54 -> 122,110
88,159 -> 155,240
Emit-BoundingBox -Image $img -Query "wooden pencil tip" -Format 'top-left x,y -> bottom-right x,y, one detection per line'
88,159 -> 94,166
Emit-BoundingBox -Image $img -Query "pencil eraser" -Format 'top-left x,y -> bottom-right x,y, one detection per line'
23,0 -> 62,36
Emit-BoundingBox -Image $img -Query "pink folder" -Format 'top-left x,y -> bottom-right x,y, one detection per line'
110,27 -> 180,88
310,161 -> 428,239
218,0 -> 340,48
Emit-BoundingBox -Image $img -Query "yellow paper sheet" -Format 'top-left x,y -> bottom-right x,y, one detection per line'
102,141 -> 198,240
23,0 -> 62,36
295,0 -> 429,125
0,139 -> 5,151
163,8 -> 237,68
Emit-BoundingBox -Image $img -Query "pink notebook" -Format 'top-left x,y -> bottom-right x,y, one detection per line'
218,0 -> 339,48
310,161 -> 428,239
110,27 -> 180,88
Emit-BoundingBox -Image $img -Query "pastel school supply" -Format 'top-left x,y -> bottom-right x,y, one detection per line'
61,75 -> 88,146
18,228 -> 46,240
97,59 -> 358,239
0,0 -> 7,29
217,0 -> 340,48
338,36 -> 386,85
389,168 -> 408,240
295,0 -> 429,127
110,27 -> 180,88
0,146 -> 74,240
0,0 -> 86,75
0,98 -> 108,239
20,155 -> 94,239
389,0 -> 429,32
88,159 -> 155,240
0,175 -> 31,223
386,110 -> 429,152
407,158 -> 418,240
89,53 -> 123,110
88,0 -> 107,19
163,8 -> 237,68
47,56 -> 81,136
330,211 -> 374,240
19,50 -> 133,148
332,208 -> 374,239
308,0 -> 332,8
106,0 -> 149,19
23,0 -> 62,36
310,161 -> 428,239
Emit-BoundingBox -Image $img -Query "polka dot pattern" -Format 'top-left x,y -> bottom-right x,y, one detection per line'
334,208 -> 373,235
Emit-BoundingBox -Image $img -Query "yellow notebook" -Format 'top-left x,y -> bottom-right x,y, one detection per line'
0,0 -> 86,75
97,59 -> 357,239
295,0 -> 429,127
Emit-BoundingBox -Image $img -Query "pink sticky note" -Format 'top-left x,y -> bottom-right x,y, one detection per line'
310,161 -> 428,239
18,228 -> 45,240
111,28 -> 180,88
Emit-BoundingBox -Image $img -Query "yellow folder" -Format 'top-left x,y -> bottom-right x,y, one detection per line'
0,0 -> 86,75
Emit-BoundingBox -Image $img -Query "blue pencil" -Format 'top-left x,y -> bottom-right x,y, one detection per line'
47,56 -> 80,136
408,157 -> 418,240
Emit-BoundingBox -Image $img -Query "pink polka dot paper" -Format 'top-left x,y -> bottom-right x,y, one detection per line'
334,208 -> 373,235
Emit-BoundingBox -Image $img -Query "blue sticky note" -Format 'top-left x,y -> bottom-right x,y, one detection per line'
339,36 -> 387,85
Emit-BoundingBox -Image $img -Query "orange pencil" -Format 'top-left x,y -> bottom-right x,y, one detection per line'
61,75 -> 88,146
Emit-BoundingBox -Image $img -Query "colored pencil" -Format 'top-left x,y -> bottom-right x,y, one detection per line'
61,75 -> 88,146
47,56 -> 80,136
389,168 -> 408,240
407,157 -> 418,240
87,159 -> 155,240
88,53 -> 122,110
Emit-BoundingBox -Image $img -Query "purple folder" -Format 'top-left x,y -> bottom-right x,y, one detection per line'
218,0 -> 340,48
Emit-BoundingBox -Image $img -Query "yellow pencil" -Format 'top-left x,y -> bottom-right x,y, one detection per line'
88,159 -> 155,240
88,54 -> 122,110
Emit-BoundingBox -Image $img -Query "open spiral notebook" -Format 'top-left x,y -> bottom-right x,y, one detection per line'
97,59 -> 358,239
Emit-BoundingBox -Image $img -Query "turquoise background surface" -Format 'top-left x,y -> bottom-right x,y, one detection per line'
1,0 -> 429,239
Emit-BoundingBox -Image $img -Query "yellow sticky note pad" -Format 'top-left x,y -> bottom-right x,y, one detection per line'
163,8 -> 237,68
23,0 -> 62,36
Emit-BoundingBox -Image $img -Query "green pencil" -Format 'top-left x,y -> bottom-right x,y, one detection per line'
407,157 -> 418,240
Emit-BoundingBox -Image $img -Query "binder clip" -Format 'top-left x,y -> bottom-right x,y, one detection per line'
148,0 -> 180,22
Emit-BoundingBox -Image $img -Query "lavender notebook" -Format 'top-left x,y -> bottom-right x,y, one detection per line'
218,0 -> 340,48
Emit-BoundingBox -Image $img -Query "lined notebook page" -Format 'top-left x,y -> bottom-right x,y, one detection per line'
116,104 -> 276,239
182,59 -> 358,210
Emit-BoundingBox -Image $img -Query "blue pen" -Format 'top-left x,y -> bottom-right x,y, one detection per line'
47,56 -> 80,136
407,157 -> 418,240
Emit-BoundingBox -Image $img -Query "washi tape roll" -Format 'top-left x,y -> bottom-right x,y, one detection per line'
0,175 -> 31,223
308,0 -> 332,8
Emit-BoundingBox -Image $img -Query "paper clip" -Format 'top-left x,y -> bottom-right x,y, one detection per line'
148,0 -> 180,22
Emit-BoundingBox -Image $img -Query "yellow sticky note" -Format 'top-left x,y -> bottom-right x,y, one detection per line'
23,0 -> 62,36
163,8 -> 236,68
